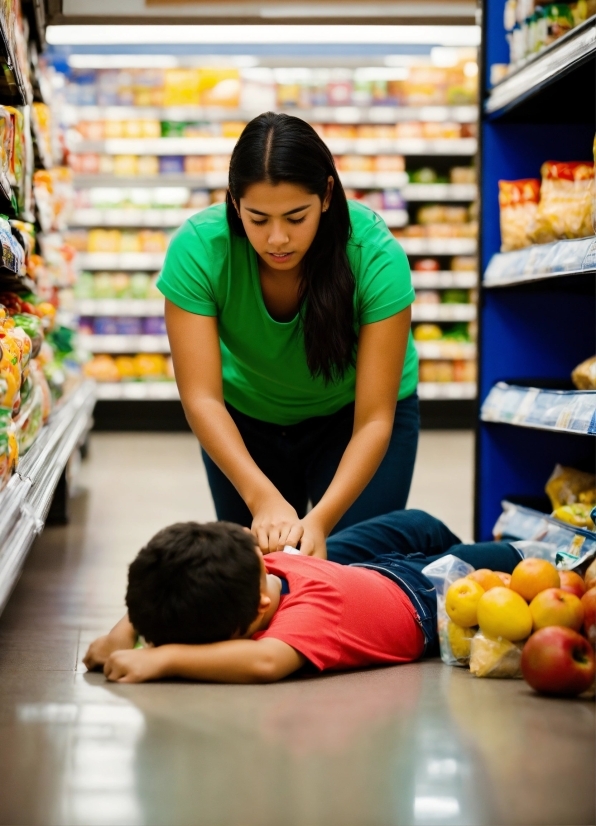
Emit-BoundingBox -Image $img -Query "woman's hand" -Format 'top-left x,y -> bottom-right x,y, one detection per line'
297,513 -> 328,559
251,495 -> 304,554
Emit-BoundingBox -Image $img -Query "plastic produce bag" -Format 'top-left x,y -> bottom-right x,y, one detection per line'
469,632 -> 524,678
0,406 -> 18,491
421,554 -> 475,666
13,378 -> 43,454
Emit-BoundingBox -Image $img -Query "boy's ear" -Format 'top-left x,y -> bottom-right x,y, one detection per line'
257,592 -> 271,614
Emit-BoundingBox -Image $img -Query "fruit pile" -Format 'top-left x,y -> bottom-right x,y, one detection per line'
444,558 -> 596,696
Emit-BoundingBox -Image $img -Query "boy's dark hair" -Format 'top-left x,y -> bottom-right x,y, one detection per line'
126,522 -> 262,647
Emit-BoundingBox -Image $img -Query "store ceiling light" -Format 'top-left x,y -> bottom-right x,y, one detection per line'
46,25 -> 481,47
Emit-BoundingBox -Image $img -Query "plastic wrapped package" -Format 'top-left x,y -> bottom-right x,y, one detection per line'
469,632 -> 524,678
572,356 -> 596,390
546,464 -> 596,509
0,106 -> 12,179
12,313 -> 43,358
13,377 -> 43,454
498,179 -> 540,251
531,161 -> 595,244
421,554 -> 475,666
29,359 -> 52,422
0,324 -> 22,414
0,406 -> 18,491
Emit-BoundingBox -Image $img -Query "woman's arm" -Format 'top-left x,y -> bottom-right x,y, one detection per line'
103,637 -> 306,684
165,299 -> 305,552
300,307 -> 411,556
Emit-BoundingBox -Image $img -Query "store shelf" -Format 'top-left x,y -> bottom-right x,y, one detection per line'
94,381 -> 179,401
75,299 -> 164,316
493,500 -> 596,570
415,341 -> 476,360
0,13 -> 31,106
412,304 -> 476,321
69,137 -> 478,157
481,382 -> 596,436
73,174 -> 229,189
398,238 -> 477,255
65,104 -> 478,125
483,237 -> 596,288
341,172 -> 409,188
376,209 -> 409,228
486,16 -> 596,117
0,270 -> 36,295
0,382 -> 95,614
411,271 -> 477,289
70,208 -> 200,228
77,252 -> 165,270
418,381 -> 476,399
402,184 -> 477,201
79,334 -> 170,353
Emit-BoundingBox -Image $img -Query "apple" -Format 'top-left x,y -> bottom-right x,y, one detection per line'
521,626 -> 595,696
529,587 -> 584,632
584,558 -> 596,591
581,586 -> 596,648
559,570 -> 587,599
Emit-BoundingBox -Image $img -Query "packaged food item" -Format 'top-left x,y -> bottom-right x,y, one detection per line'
450,166 -> 476,184
113,155 -> 138,177
415,290 -> 440,304
413,323 -> 443,341
115,355 -> 136,381
531,161 -> 595,244
469,632 -> 524,678
421,554 -> 476,666
13,376 -> 43,454
572,355 -> 596,389
413,258 -> 440,271
0,407 -> 18,491
134,353 -> 167,378
137,156 -> 159,177
543,3 -> 574,45
84,354 -> 120,382
88,229 -> 121,253
498,178 -> 541,251
419,360 -> 454,382
29,359 -> 52,423
0,107 -> 12,179
551,504 -> 595,529
546,464 -> 596,510
12,313 -> 43,357
451,256 -> 477,271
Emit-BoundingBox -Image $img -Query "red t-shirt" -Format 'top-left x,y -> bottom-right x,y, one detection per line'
253,553 -> 425,670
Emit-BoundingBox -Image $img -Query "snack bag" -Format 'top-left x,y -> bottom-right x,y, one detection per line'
469,632 -> 524,678
546,464 -> 596,509
572,355 -> 596,390
531,161 -> 595,244
13,377 -> 43,454
0,407 -> 18,491
498,179 -> 540,251
421,554 -> 475,666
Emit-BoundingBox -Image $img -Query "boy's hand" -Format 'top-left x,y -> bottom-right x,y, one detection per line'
84,635 -> 122,671
104,647 -> 167,683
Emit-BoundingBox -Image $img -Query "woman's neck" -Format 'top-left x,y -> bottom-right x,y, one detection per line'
258,257 -> 302,322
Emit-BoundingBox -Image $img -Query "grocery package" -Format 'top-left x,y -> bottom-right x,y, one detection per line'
546,464 -> 596,529
498,179 -> 540,251
469,632 -> 524,678
530,161 -> 594,244
0,406 -> 17,490
572,355 -> 596,390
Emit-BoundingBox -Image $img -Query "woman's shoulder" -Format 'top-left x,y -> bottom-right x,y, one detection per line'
178,202 -> 231,248
347,199 -> 388,241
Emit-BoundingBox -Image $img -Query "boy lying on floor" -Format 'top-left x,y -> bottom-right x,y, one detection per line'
84,510 -> 523,684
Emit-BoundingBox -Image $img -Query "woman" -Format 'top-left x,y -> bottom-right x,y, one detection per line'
158,112 -> 419,557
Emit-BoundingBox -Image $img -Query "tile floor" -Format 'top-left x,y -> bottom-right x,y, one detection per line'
0,431 -> 593,826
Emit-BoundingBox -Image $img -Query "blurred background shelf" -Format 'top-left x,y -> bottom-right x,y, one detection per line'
411,270 -> 477,288
79,334 -> 170,353
412,303 -> 476,321
75,299 -> 164,316
77,252 -> 165,269
417,381 -> 476,399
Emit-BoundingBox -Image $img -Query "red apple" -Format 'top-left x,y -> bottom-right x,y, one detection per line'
584,558 -> 596,591
581,586 -> 596,648
559,570 -> 587,599
521,626 -> 595,696
529,588 -> 584,632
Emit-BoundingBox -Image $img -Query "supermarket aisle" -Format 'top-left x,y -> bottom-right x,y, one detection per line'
0,432 -> 594,826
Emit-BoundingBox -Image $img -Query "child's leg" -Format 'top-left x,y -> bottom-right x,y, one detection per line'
429,541 -> 524,574
326,509 -> 462,566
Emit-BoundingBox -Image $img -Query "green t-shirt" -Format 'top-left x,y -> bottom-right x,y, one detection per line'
157,200 -> 418,425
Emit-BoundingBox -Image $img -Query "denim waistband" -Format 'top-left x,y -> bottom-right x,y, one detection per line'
350,560 -> 437,655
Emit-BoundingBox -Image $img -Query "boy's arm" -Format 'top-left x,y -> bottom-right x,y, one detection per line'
83,614 -> 137,671
103,637 -> 306,684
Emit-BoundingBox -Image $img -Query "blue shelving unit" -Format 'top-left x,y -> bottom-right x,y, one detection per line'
475,6 -> 596,539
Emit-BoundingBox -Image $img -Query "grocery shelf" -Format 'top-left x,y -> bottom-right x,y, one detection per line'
376,209 -> 409,229
483,237 -> 596,288
411,271 -> 477,289
77,252 -> 165,270
341,172 -> 408,189
481,382 -> 596,436
65,104 -> 478,125
0,270 -> 36,295
73,174 -> 229,189
418,381 -> 476,399
70,208 -> 200,228
79,334 -> 170,353
402,184 -> 477,201
0,382 -> 95,614
0,13 -> 31,106
493,500 -> 596,570
412,304 -> 476,322
69,137 -> 478,157
75,298 -> 164,316
398,238 -> 477,256
94,381 -> 179,401
415,341 -> 476,360
486,16 -> 596,117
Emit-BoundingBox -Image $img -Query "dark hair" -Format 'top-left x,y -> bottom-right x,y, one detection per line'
126,522 -> 262,646
227,112 -> 357,383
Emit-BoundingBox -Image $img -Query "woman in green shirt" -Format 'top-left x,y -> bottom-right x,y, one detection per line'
158,113 -> 419,558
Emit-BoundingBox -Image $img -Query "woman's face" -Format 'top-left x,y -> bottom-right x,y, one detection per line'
236,179 -> 333,274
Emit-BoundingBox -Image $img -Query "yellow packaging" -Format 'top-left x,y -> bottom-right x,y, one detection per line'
140,120 -> 161,139
120,231 -> 141,253
88,229 -> 121,253
199,68 -> 241,107
113,155 -> 138,176
137,156 -> 159,176
123,120 -> 143,140
104,120 -> 124,139
164,69 -> 201,106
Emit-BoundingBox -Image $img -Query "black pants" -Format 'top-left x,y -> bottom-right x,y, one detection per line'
202,394 -> 420,531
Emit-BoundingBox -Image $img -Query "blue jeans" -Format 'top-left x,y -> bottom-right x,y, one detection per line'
203,394 -> 420,531
327,509 -> 523,654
